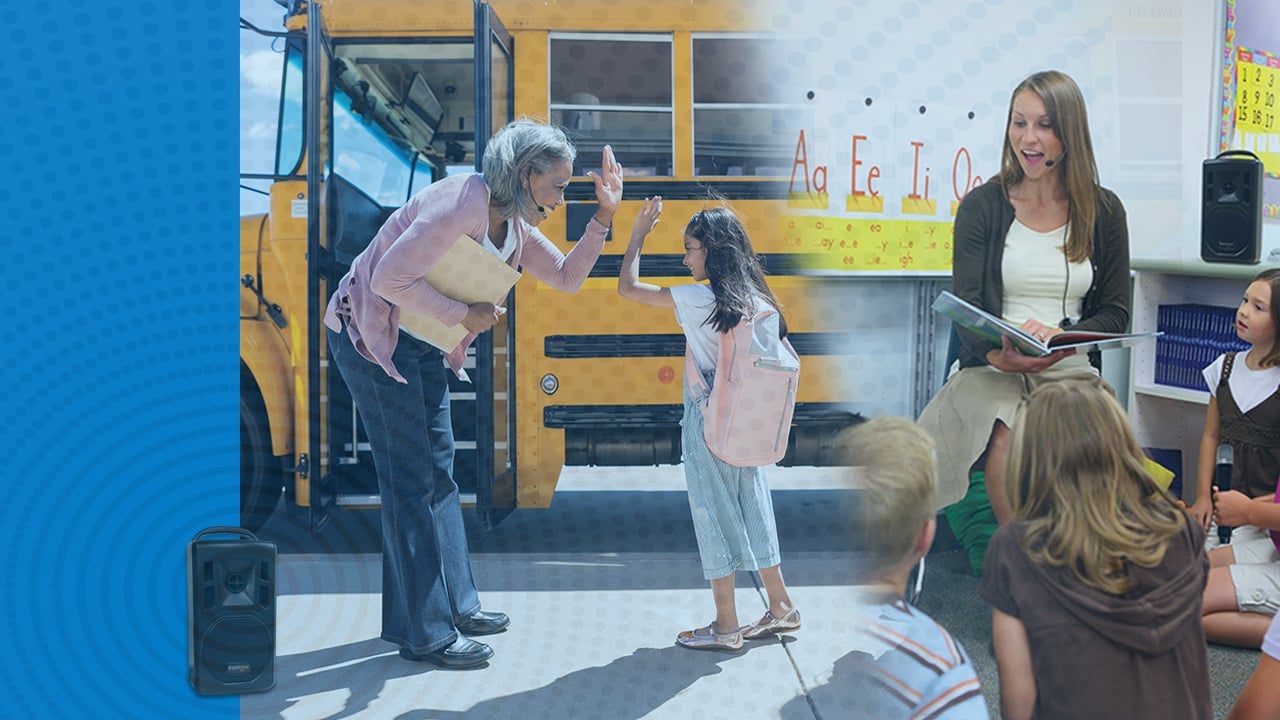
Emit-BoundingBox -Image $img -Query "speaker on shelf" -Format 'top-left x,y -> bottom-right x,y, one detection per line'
187,526 -> 276,695
1202,149 -> 1263,264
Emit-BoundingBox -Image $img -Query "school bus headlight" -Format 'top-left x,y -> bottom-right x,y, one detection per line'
540,373 -> 559,395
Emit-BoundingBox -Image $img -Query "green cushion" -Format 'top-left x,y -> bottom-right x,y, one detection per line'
942,470 -> 997,577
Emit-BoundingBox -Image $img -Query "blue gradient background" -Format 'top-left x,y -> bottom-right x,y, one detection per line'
4,2 -> 240,716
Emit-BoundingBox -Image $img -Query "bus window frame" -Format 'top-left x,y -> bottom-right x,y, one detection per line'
548,31 -> 675,178
690,33 -> 809,179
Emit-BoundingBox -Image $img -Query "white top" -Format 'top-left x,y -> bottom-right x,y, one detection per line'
1264,612 -> 1280,661
1001,220 -> 1092,327
481,220 -> 519,263
1203,350 -> 1280,413
671,284 -> 721,381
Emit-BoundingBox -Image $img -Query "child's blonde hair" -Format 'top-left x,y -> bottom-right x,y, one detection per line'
1007,377 -> 1186,595
837,417 -> 937,578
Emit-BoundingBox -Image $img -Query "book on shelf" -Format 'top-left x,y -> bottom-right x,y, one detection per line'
398,235 -> 522,352
932,290 -> 1162,357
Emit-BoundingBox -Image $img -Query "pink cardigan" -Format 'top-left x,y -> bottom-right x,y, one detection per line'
324,173 -> 608,382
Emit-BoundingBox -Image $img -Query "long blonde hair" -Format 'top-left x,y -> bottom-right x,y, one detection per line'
1007,378 -> 1186,595
996,70 -> 1112,264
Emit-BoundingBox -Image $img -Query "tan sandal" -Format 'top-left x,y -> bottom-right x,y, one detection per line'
743,608 -> 801,640
676,622 -> 744,652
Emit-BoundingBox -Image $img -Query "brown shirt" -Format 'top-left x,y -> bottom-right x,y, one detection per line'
978,517 -> 1211,720
1217,351 -> 1280,499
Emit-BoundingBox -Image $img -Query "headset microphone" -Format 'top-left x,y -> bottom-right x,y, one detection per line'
1214,444 -> 1235,545
1044,158 -> 1056,168
537,205 -> 549,217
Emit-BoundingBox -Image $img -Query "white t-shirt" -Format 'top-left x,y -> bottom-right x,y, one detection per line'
1203,351 -> 1280,413
1001,219 -> 1092,327
1264,612 -> 1280,661
481,219 -> 519,263
671,284 -> 720,382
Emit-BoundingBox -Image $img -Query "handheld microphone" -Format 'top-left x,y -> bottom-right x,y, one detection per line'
1214,443 -> 1234,545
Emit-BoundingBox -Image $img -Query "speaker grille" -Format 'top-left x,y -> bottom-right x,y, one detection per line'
1201,154 -> 1263,264
199,615 -> 273,685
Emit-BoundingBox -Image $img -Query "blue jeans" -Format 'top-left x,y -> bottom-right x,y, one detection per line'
327,326 -> 481,653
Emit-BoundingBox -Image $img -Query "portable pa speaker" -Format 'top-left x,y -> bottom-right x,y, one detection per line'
187,526 -> 276,695
1202,150 -> 1263,264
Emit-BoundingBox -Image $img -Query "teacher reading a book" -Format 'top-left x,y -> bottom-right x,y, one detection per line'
918,70 -> 1132,536
323,118 -> 623,669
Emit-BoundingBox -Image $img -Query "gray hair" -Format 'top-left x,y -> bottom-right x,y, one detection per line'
482,119 -> 577,223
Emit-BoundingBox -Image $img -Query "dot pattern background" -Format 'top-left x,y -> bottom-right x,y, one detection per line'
5,0 -> 1215,714
6,1 -> 238,718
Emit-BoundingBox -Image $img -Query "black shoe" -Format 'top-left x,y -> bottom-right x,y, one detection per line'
455,610 -> 510,636
399,637 -> 493,669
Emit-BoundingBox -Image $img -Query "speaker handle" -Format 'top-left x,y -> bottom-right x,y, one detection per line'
193,526 -> 260,542
1216,149 -> 1261,162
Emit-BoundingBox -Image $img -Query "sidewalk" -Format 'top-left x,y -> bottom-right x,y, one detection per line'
242,467 -> 884,720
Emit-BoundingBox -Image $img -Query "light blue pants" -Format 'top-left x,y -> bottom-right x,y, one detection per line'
681,388 -> 783,579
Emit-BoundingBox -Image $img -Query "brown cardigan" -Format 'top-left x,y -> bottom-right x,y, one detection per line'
951,179 -> 1132,369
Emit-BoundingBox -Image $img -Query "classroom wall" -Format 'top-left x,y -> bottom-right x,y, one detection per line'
778,0 -> 1270,263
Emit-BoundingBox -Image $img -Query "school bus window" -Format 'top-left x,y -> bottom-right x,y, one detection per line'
549,33 -> 673,177
692,35 -> 807,177
328,41 -> 477,204
275,40 -> 305,178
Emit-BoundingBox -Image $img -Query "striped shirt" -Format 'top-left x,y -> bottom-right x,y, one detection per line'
843,598 -> 988,719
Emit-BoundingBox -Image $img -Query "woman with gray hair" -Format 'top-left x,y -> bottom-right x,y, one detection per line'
323,118 -> 623,669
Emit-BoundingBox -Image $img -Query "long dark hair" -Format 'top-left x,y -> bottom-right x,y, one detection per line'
684,206 -> 787,337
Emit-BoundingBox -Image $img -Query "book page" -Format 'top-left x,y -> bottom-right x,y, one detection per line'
398,235 -> 522,352
932,291 -> 1161,357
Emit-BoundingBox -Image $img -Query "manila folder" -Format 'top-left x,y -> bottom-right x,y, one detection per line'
398,235 -> 522,352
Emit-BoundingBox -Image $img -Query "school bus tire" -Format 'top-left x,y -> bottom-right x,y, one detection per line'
240,370 -> 284,532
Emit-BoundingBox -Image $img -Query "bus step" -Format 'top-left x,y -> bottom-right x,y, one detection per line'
334,494 -> 380,508
333,493 -> 478,508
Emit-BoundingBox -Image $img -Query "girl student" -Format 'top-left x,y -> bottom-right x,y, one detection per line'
978,377 -> 1211,720
1197,268 -> 1280,649
617,196 -> 799,651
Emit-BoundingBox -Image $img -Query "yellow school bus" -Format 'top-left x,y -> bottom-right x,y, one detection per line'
239,0 -> 859,531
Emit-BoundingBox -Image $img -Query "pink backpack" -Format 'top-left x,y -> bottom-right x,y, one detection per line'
685,306 -> 800,467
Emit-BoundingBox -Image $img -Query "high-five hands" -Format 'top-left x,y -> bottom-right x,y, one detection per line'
632,196 -> 662,240
587,145 -> 623,226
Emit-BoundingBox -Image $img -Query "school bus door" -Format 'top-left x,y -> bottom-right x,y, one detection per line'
304,1 -> 517,531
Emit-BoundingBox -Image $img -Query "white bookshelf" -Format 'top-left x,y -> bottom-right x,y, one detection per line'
1128,259 -> 1275,502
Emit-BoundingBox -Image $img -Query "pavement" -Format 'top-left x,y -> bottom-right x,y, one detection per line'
240,467 -> 886,720
240,466 -> 1258,720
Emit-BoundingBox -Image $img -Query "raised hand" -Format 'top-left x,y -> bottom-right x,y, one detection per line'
632,196 -> 662,239
587,145 -> 623,226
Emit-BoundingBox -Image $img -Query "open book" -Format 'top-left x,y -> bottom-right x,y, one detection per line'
932,290 -> 1161,357
398,235 -> 522,352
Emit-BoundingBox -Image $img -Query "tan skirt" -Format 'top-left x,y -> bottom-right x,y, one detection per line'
917,358 -> 1097,510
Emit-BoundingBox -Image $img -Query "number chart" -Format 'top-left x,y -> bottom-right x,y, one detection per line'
1234,46 -> 1280,175
1219,0 -> 1280,218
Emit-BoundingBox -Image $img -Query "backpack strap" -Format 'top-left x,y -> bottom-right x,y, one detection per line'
685,342 -> 708,394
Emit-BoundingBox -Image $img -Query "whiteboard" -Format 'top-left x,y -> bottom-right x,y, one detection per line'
775,0 -> 1243,262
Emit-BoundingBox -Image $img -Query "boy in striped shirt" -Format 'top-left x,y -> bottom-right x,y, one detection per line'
837,417 -> 988,719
